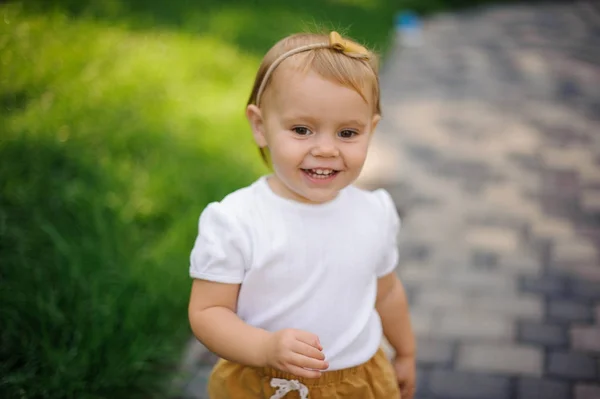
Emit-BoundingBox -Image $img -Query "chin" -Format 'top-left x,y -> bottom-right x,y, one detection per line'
302,190 -> 338,204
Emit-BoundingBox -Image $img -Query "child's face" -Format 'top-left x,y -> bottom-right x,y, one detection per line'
247,67 -> 379,204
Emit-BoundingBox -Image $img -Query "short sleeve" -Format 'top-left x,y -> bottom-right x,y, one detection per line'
189,202 -> 250,283
374,189 -> 401,277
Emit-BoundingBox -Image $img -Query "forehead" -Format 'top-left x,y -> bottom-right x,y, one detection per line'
265,67 -> 374,120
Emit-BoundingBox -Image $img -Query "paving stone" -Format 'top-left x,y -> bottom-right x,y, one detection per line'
179,339 -> 211,371
429,369 -> 511,399
554,239 -> 599,264
519,320 -> 568,347
483,183 -> 535,211
582,189 -> 600,213
579,163 -> 600,186
542,146 -> 592,170
416,338 -> 455,366
457,343 -> 543,376
499,253 -> 542,275
182,366 -> 211,399
571,325 -> 600,353
570,279 -> 600,301
360,139 -> 408,186
405,285 -> 419,304
447,270 -> 517,294
530,217 -> 574,240
554,263 -> 600,283
575,384 -> 600,399
399,241 -> 433,262
411,309 -> 435,337
417,288 -> 466,309
472,251 -> 499,271
548,299 -> 594,323
400,265 -> 439,285
467,207 -> 533,231
465,226 -> 520,253
578,227 -> 600,249
469,294 -> 544,320
415,367 -> 430,397
548,351 -> 598,380
434,311 -> 514,341
521,275 -> 568,297
517,377 -> 570,399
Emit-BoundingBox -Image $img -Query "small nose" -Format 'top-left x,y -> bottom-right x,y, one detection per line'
310,134 -> 339,157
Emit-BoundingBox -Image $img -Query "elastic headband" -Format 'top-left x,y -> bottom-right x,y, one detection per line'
255,31 -> 371,106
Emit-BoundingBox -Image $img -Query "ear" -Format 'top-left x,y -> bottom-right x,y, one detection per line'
246,104 -> 268,148
370,114 -> 381,135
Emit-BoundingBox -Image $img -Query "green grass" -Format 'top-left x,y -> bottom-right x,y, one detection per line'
18,0 -> 401,56
0,5 -> 264,398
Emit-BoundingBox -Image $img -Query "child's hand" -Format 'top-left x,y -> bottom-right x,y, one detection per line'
394,354 -> 416,399
263,328 -> 329,378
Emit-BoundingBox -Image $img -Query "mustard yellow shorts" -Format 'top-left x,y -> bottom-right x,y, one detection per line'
207,347 -> 400,399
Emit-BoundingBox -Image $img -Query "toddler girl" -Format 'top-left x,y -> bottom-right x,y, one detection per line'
188,31 -> 416,399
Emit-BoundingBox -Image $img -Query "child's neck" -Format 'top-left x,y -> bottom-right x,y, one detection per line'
265,174 -> 341,205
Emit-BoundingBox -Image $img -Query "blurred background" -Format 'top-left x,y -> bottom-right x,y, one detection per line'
1,0 -> 598,398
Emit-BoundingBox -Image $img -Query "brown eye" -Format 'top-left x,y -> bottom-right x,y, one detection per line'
338,129 -> 357,139
292,126 -> 312,136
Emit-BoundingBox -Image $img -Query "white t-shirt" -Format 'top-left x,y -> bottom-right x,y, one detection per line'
189,175 -> 400,370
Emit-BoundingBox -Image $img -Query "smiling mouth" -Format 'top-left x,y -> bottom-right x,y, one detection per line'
301,168 -> 340,179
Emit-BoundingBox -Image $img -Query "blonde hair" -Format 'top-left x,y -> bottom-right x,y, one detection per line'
247,32 -> 381,165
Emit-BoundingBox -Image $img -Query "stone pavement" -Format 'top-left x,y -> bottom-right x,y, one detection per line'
361,1 -> 600,398
173,2 -> 600,398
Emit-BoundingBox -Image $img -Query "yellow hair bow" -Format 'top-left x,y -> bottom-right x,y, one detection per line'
329,31 -> 370,59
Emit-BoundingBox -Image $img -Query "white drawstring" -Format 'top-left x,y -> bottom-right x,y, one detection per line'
269,378 -> 309,399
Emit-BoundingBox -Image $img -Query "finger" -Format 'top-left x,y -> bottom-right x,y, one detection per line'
292,340 -> 325,360
287,364 -> 322,379
401,385 -> 415,399
293,330 -> 322,350
289,352 -> 329,371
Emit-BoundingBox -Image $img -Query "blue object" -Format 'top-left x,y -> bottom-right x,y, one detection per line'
395,10 -> 423,47
395,11 -> 421,31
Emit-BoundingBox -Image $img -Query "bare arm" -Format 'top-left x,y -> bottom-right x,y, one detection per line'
375,272 -> 415,357
188,279 -> 271,367
188,279 -> 328,377
376,272 -> 416,399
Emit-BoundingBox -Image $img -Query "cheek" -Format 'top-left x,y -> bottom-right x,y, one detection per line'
269,135 -> 305,166
344,141 -> 370,165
